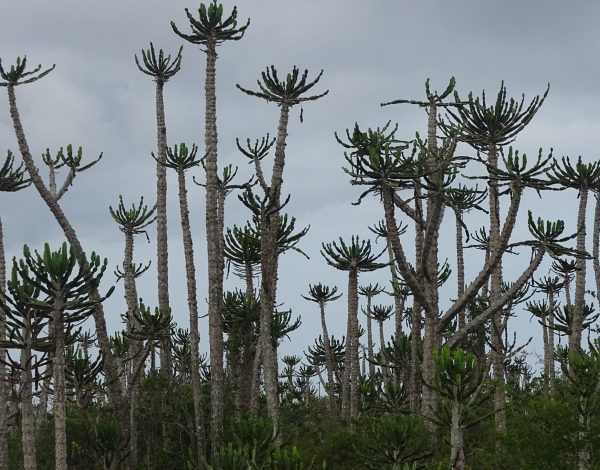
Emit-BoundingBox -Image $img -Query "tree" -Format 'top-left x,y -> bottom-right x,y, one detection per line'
0,56 -> 126,427
302,283 -> 342,411
159,142 -> 206,461
135,41 -> 183,380
237,65 -> 327,431
14,243 -> 112,470
172,2 -> 250,454
321,236 -> 386,420
359,283 -> 384,380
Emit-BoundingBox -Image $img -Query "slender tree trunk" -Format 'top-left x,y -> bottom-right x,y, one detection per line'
0,218 -> 9,469
455,210 -> 466,329
347,269 -> 360,420
258,102 -> 291,431
52,301 -> 67,470
20,324 -> 37,470
6,85 -> 125,424
154,80 -> 173,379
387,241 -> 404,339
365,296 -> 376,380
203,42 -> 225,456
547,291 -> 556,396
176,167 -> 206,461
122,230 -> 140,465
378,320 -> 385,357
571,187 -> 589,352
319,301 -> 336,411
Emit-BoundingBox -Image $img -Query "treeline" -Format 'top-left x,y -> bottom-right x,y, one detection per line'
1,2 -> 600,469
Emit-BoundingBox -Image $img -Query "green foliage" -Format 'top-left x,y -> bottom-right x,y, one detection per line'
0,150 -> 29,192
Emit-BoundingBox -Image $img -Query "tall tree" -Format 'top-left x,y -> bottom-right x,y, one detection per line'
358,283 -> 384,380
549,156 -> 600,352
237,65 -> 327,430
159,142 -> 207,461
0,150 -> 30,467
171,3 -> 249,453
0,57 -> 126,427
321,236 -> 386,420
302,283 -> 342,411
135,42 -> 183,379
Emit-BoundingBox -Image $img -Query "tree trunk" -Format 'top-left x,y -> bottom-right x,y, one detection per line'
0,219 -> 9,469
21,322 -> 37,470
365,296 -> 376,380
203,41 -> 225,456
6,85 -> 126,424
176,167 -> 206,461
52,300 -> 67,470
154,80 -> 173,380
571,187 -> 589,352
319,301 -> 336,412
450,401 -> 465,470
347,268 -> 360,420
547,291 -> 556,396
455,210 -> 466,329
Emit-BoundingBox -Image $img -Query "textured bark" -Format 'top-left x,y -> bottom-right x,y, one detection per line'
486,144 -> 507,434
20,321 -> 37,470
571,188 -> 589,352
122,230 -> 140,464
454,211 -> 466,329
387,240 -> 404,339
7,85 -> 125,422
203,42 -> 225,455
547,291 -> 556,396
176,167 -> 206,460
258,102 -> 291,431
52,299 -> 67,470
347,269 -> 360,420
237,263 -> 255,412
450,402 -> 465,470
319,301 -> 336,411
0,219 -> 8,469
593,193 -> 600,309
364,295 -> 376,380
154,80 -> 173,379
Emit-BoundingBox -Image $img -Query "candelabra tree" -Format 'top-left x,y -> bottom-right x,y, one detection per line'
109,194 -> 155,463
549,156 -> 600,352
445,81 -> 549,433
158,142 -> 206,460
237,64 -> 327,431
0,149 -> 30,466
135,41 -> 183,380
172,3 -> 250,454
359,283 -> 384,381
302,283 -> 342,411
13,243 -> 113,470
0,56 -> 126,427
321,236 -> 386,421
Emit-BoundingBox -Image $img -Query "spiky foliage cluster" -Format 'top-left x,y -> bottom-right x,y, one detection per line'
321,236 -> 387,272
109,196 -> 156,236
0,56 -> 55,86
302,283 -> 343,304
135,43 -> 183,83
0,150 -> 29,192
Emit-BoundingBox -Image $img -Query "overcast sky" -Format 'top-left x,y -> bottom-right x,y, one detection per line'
2,1 -> 599,368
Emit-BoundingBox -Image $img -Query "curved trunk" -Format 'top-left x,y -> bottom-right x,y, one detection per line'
52,299 -> 67,470
203,42 -> 225,455
571,187 -> 589,352
319,301 -> 336,411
176,168 -> 206,460
6,85 -> 125,423
154,80 -> 173,379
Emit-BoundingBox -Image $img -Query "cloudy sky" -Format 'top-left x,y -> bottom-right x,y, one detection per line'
1,1 -> 599,368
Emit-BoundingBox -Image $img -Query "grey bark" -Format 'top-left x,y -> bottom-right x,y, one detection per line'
571,187 -> 589,352
364,296 -> 376,380
20,319 -> 37,470
52,298 -> 67,470
0,219 -> 9,470
319,301 -> 337,411
154,80 -> 173,379
450,402 -> 465,470
203,42 -> 225,455
175,167 -> 206,459
454,210 -> 466,329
